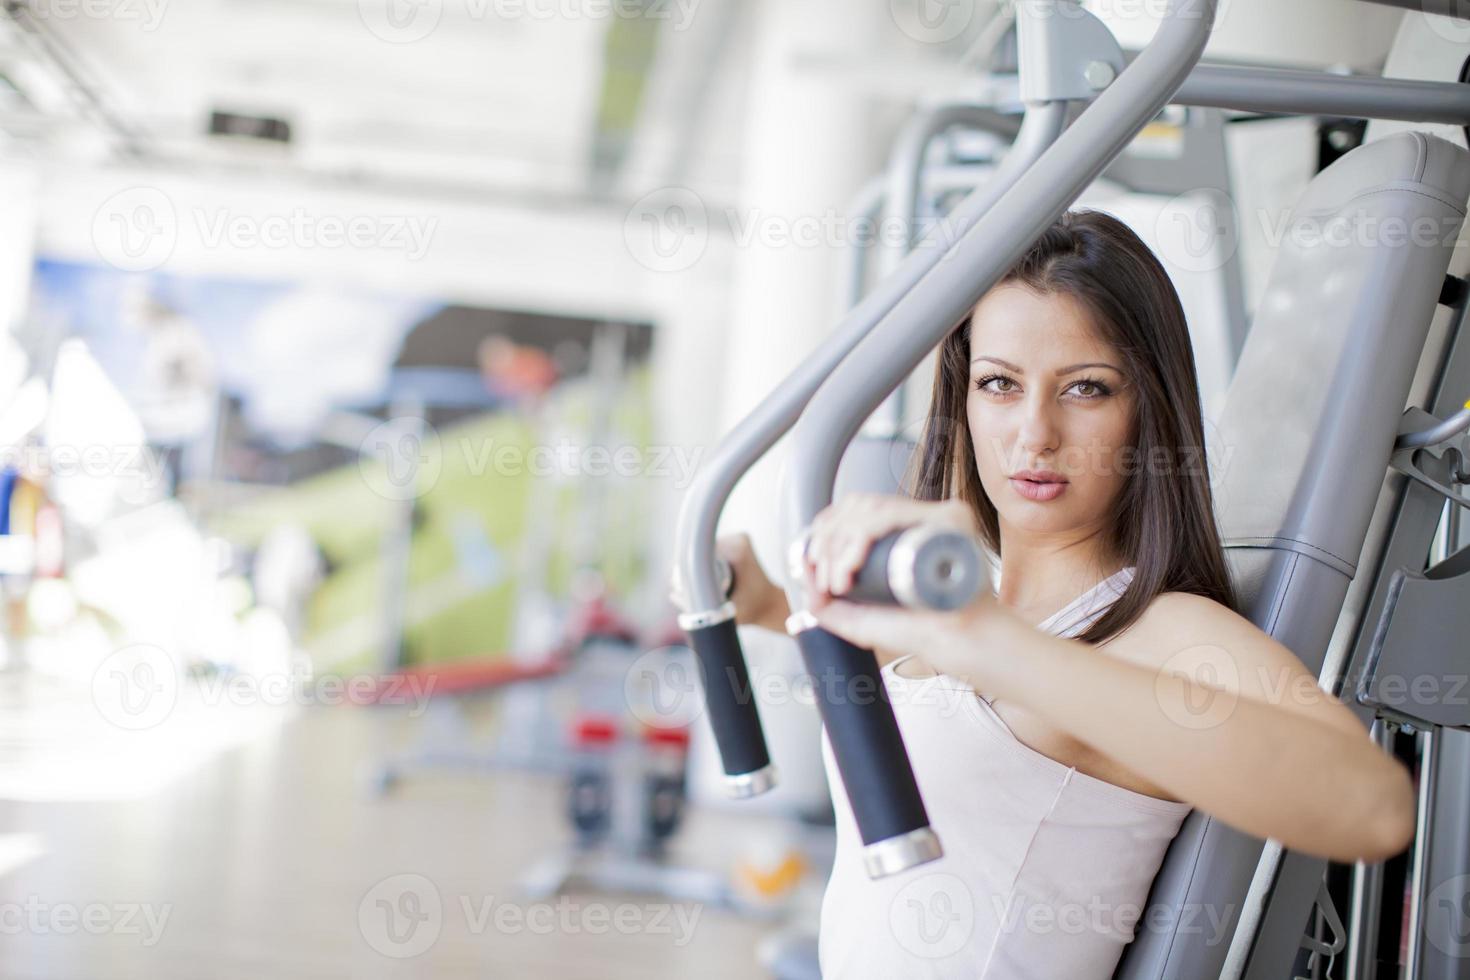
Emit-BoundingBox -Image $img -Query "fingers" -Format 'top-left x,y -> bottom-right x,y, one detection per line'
717,533 -> 764,590
680,494 -> 972,618
713,532 -> 784,627
670,533 -> 756,611
813,530 -> 870,596
804,493 -> 909,598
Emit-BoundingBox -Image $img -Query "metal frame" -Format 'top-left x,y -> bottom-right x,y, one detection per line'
869,105 -> 1028,435
1358,0 -> 1470,16
675,0 -> 1470,972
861,102 -> 1250,412
1176,64 -> 1470,124
1333,291 -> 1470,980
681,6 -> 1470,633
782,0 -> 1214,554
671,94 -> 1069,620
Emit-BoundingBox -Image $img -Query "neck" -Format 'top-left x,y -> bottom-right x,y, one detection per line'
994,521 -> 1123,622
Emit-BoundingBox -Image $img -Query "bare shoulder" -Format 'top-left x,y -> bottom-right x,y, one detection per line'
1096,590 -> 1262,670
1137,590 -> 1245,635
1097,589 -> 1366,736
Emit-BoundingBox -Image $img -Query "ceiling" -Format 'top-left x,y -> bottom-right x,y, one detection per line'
0,0 -> 1410,212
0,0 -> 754,206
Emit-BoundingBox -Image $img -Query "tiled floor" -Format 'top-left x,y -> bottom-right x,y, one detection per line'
0,673 -> 809,979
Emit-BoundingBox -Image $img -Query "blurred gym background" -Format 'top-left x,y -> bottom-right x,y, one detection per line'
0,0 -> 1432,976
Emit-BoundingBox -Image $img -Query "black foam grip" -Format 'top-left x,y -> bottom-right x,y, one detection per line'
686,617 -> 772,777
796,626 -> 931,845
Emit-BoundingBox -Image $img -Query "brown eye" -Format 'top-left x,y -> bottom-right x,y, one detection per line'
974,374 -> 1017,395
1067,378 -> 1112,399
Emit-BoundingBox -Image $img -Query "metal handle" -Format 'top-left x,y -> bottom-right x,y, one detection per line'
679,611 -> 777,798
670,99 -> 1067,618
1395,400 -> 1470,451
797,625 -> 942,878
789,526 -> 989,611
668,102 -> 1067,796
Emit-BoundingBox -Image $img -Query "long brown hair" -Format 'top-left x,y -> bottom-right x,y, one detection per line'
908,209 -> 1237,644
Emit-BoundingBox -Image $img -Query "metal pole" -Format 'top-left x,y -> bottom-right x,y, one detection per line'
1406,728 -> 1439,978
1353,0 -> 1468,19
782,0 -> 1216,876
842,176 -> 886,311
1175,64 -> 1470,125
671,100 -> 1068,796
879,106 -> 1026,280
674,98 -> 1068,617
1345,718 -> 1394,980
786,0 -> 1215,537
1414,726 -> 1470,979
873,105 -> 1026,435
670,101 -> 1070,799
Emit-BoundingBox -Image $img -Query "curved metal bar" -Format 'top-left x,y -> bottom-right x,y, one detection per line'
879,105 -> 1027,280
785,0 -> 1216,544
671,99 -> 1069,617
776,0 -> 1217,877
1396,401 -> 1470,450
842,174 -> 887,310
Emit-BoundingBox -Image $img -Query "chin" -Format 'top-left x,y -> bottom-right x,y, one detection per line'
1001,509 -> 1072,534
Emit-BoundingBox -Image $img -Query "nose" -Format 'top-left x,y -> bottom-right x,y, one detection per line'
1015,393 -> 1061,458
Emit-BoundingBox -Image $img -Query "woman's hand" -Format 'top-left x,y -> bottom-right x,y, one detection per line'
718,533 -> 791,632
800,493 -> 977,597
810,582 -> 1010,674
800,493 -> 999,665
669,533 -> 790,633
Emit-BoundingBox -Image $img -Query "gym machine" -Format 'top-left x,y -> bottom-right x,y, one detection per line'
674,0 -> 1470,976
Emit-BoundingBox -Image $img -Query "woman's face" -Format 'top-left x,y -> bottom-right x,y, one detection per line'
967,284 -> 1136,540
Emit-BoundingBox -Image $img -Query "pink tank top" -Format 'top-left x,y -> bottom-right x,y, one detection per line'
817,566 -> 1192,979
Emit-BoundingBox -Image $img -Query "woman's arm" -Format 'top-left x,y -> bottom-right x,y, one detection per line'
813,593 -> 1416,865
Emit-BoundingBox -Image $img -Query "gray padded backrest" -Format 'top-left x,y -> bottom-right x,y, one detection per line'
1115,130 -> 1470,979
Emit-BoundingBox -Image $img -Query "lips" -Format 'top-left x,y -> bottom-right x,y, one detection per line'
1008,470 -> 1068,502
1010,469 -> 1068,484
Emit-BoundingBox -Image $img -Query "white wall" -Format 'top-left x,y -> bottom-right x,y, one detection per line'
0,159 -> 39,336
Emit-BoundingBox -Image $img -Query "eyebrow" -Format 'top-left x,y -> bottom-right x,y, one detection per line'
970,355 -> 1122,375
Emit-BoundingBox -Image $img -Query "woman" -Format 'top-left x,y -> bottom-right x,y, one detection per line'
714,210 -> 1415,978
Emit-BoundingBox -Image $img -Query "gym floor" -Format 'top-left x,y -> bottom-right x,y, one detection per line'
0,673 -> 777,980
